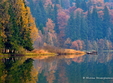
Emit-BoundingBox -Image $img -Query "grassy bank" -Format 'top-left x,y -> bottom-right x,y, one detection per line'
0,46 -> 86,60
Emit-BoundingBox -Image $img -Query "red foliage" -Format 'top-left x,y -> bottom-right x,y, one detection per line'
57,11 -> 69,46
58,11 -> 69,29
71,40 -> 84,50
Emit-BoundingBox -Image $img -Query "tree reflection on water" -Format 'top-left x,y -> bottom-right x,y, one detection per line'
34,52 -> 113,83
0,56 -> 38,83
1,52 -> 113,83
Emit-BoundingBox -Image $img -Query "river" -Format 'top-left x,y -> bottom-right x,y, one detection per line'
1,52 -> 113,83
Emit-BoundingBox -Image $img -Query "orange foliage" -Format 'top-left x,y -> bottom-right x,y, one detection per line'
27,7 -> 39,41
45,18 -> 55,32
58,11 -> 69,29
74,8 -> 83,17
45,71 -> 55,83
71,40 -> 84,50
72,57 -> 84,63
57,11 -> 69,46
56,4 -> 63,12
44,19 -> 58,46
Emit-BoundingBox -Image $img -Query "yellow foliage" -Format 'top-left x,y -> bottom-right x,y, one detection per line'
9,0 -> 39,42
32,49 -> 51,54
27,7 -> 39,41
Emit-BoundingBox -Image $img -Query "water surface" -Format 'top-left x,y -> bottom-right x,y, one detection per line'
1,52 -> 113,83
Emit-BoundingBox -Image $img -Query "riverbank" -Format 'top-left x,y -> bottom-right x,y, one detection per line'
25,49 -> 86,59
0,47 -> 86,59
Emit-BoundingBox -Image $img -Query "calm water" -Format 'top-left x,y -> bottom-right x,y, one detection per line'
1,52 -> 113,83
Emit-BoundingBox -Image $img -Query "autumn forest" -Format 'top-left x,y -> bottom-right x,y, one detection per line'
0,0 -> 113,53
27,0 -> 113,51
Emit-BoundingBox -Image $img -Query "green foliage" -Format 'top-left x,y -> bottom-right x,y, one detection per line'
103,6 -> 110,38
66,11 -> 88,41
39,24 -> 44,34
1,57 -> 34,83
81,0 -> 87,11
53,4 -> 60,33
25,0 -> 113,49
70,0 -> 75,7
0,0 -> 34,53
76,0 -> 81,8
65,12 -> 76,41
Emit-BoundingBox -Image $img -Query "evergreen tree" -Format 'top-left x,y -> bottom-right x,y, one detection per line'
27,0 -> 47,27
81,0 -> 88,11
38,0 -> 47,25
76,0 -> 81,8
103,6 -> 110,39
86,9 -> 94,40
9,0 -> 34,51
75,11 -> 82,39
0,0 -> 8,49
4,57 -> 34,83
65,12 -> 76,41
53,4 -> 60,33
80,15 -> 88,40
55,0 -> 60,4
60,0 -> 70,9
0,0 -> 10,52
46,4 -> 54,20
0,0 -> 37,53
91,7 -> 98,39
91,7 -> 103,40
5,4 -> 20,52
39,24 -> 44,34
70,0 -> 75,7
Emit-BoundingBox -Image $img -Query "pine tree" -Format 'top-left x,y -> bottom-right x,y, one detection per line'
38,0 -> 47,25
81,0 -> 88,11
39,24 -> 44,34
103,6 -> 110,39
53,4 -> 60,33
9,0 -> 34,51
65,12 -> 76,41
70,0 -> 75,7
89,6 -> 104,40
86,9 -> 94,40
76,0 -> 81,8
46,4 -> 54,19
0,0 -> 39,53
80,16 -> 88,40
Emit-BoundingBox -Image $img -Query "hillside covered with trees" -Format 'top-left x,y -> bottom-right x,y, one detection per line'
0,0 -> 113,54
26,0 -> 113,51
0,0 -> 38,53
